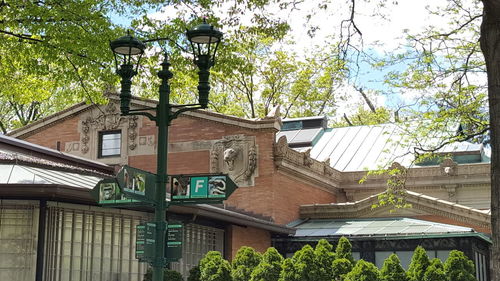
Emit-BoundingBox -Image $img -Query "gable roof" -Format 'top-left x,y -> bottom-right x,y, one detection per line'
7,94 -> 281,139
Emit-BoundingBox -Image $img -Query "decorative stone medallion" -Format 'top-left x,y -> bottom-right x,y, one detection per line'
210,135 -> 257,187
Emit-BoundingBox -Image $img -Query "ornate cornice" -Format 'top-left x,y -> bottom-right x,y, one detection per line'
300,190 -> 491,230
274,136 -> 341,192
340,161 -> 490,190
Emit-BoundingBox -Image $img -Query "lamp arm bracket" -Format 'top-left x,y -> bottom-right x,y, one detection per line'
169,105 -> 204,121
122,111 -> 157,122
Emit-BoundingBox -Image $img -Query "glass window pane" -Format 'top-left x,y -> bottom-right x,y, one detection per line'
99,132 -> 121,157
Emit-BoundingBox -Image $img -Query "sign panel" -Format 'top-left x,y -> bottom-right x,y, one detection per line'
116,165 -> 156,202
165,221 -> 183,262
91,179 -> 139,205
170,174 -> 237,204
136,222 -> 156,262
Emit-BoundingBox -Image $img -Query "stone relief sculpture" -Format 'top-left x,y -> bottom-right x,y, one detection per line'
210,135 -> 257,187
79,102 -> 138,155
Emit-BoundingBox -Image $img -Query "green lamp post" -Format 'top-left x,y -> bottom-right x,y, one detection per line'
110,20 -> 222,281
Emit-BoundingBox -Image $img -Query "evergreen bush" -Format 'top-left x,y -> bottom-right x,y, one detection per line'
344,259 -> 381,281
424,258 -> 446,281
314,239 -> 336,280
278,244 -> 316,281
187,265 -> 201,281
332,258 -> 353,280
380,253 -> 407,281
142,268 -> 183,281
335,237 -> 355,265
232,246 -> 262,281
444,250 -> 476,281
407,246 -> 430,281
250,247 -> 284,281
199,251 -> 232,281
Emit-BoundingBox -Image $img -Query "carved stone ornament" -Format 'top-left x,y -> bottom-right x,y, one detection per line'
80,102 -> 137,154
440,158 -> 458,176
210,135 -> 257,187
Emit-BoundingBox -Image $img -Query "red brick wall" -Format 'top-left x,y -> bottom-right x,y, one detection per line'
226,225 -> 271,260
24,115 -> 81,151
22,112 -> 338,225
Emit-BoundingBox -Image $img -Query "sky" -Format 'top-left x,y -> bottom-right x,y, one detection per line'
111,0 -> 481,120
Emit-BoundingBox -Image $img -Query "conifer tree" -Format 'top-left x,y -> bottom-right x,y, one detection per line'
199,251 -> 232,281
232,246 -> 262,281
332,258 -> 353,281
380,254 -> 408,281
250,247 -> 284,281
407,246 -> 430,281
344,259 -> 381,281
314,239 -> 336,280
444,250 -> 476,281
278,244 -> 316,281
335,237 -> 355,265
423,258 -> 446,281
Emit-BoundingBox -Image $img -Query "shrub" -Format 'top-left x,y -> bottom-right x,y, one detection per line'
250,247 -> 284,281
278,244 -> 316,281
424,258 -> 446,281
332,258 -> 353,280
232,246 -> 262,281
335,237 -> 355,265
444,250 -> 476,281
187,265 -> 201,281
407,246 -> 430,281
314,239 -> 336,280
143,268 -> 183,281
380,254 -> 407,281
344,259 -> 381,281
199,251 -> 232,281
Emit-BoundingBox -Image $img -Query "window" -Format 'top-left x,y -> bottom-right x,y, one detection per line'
98,131 -> 121,158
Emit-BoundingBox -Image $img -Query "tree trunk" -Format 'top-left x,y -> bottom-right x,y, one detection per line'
480,1 -> 500,280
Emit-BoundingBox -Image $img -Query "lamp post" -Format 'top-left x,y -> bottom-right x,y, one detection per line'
110,20 -> 222,281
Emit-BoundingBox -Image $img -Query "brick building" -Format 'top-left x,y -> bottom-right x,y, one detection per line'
5,95 -> 492,280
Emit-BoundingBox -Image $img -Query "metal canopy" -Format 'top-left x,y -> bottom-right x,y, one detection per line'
292,217 -> 485,239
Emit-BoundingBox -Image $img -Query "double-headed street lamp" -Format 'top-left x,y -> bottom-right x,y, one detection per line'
110,20 -> 223,281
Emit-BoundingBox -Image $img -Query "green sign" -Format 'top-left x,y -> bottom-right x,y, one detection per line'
170,174 -> 238,204
90,179 -> 140,206
116,165 -> 157,202
165,221 -> 183,262
136,222 -> 156,262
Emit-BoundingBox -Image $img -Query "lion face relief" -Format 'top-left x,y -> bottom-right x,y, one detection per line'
223,148 -> 238,171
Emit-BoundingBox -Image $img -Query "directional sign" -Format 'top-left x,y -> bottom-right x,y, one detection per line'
165,221 -> 183,262
116,165 -> 157,202
90,178 -> 140,206
136,222 -> 156,262
170,174 -> 238,204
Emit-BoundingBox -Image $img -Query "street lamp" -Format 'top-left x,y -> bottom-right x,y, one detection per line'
110,20 -> 223,281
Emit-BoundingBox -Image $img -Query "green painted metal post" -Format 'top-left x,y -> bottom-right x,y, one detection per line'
152,55 -> 173,281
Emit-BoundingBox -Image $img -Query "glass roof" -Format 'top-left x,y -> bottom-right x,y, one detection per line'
0,163 -> 102,188
293,218 -> 475,237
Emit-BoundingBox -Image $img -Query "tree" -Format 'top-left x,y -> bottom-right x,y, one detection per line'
313,239 -> 335,280
335,237 -> 355,265
424,258 -> 446,281
232,246 -> 262,281
407,246 -> 430,281
380,254 -> 408,281
344,259 -> 381,281
199,251 -> 232,281
278,244 -> 316,281
332,258 -> 354,281
250,247 -> 284,281
444,250 -> 476,281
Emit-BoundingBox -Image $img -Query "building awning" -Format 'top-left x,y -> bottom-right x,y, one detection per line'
288,217 -> 491,243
